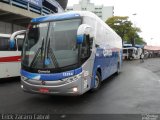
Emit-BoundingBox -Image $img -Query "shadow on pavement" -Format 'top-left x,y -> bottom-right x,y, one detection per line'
0,77 -> 20,84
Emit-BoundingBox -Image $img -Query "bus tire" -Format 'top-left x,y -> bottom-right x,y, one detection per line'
91,71 -> 101,92
116,62 -> 120,75
129,57 -> 132,60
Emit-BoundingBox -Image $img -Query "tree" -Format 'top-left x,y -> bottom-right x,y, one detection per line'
106,16 -> 145,46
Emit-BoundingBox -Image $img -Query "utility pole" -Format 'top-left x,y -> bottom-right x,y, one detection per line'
132,13 -> 137,47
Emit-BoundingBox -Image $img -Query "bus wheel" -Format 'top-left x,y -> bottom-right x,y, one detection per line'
91,72 -> 101,91
116,62 -> 120,75
129,57 -> 132,60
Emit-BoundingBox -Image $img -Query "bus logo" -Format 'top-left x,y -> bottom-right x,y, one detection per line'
103,49 -> 112,57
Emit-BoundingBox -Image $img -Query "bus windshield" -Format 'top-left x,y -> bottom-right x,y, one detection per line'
22,19 -> 81,70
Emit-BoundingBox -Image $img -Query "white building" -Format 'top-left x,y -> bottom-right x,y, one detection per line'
66,0 -> 114,21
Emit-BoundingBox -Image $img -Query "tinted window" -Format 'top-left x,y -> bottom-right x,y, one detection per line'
123,49 -> 127,53
16,35 -> 25,51
17,38 -> 24,51
0,37 -> 16,51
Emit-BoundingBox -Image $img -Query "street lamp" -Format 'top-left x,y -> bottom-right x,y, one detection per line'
132,13 -> 137,27
150,38 -> 154,45
131,13 -> 138,47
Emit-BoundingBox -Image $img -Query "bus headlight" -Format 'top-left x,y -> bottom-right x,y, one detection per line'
64,74 -> 81,83
82,70 -> 90,89
21,76 -> 28,81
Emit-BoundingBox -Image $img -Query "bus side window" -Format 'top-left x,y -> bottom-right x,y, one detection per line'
81,35 -> 92,59
15,34 -> 25,51
17,38 -> 23,51
135,50 -> 138,55
0,37 -> 16,51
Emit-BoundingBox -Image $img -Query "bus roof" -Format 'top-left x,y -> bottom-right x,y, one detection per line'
31,12 -> 81,23
0,33 -> 11,38
31,11 -> 101,23
123,43 -> 144,48
31,11 -> 121,47
123,47 -> 137,50
31,11 -> 118,37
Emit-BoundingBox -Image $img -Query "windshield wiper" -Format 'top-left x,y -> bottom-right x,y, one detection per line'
41,38 -> 44,59
46,38 -> 59,68
47,38 -> 50,58
30,38 -> 44,67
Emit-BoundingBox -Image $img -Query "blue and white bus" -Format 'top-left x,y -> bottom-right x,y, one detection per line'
20,11 -> 122,95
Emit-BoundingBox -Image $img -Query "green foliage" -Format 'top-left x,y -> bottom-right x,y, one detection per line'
106,16 -> 145,45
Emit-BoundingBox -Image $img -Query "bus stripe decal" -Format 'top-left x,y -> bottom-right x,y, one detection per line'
0,56 -> 21,62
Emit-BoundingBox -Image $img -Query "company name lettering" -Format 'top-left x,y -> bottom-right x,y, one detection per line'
38,70 -> 50,74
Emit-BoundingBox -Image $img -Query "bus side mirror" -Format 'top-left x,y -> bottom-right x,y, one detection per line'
76,35 -> 84,44
9,39 -> 15,49
9,30 -> 26,49
77,24 -> 93,44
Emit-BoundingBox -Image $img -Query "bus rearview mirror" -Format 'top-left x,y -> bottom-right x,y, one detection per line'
9,39 -> 15,49
9,30 -> 26,49
76,35 -> 84,44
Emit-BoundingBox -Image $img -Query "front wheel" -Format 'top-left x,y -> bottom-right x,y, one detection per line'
91,72 -> 101,92
129,57 -> 133,60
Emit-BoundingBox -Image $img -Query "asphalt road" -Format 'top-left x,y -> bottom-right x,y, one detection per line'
0,58 -> 160,115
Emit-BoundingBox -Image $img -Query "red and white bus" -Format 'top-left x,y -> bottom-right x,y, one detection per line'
0,30 -> 25,79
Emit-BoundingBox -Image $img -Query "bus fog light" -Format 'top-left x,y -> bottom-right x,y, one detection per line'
21,85 -> 23,89
73,87 -> 78,92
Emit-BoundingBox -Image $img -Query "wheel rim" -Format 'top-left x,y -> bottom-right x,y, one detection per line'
94,75 -> 99,88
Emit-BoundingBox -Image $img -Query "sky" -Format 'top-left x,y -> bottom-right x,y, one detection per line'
68,0 -> 160,46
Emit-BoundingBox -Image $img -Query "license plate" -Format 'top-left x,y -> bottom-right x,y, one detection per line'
39,88 -> 49,93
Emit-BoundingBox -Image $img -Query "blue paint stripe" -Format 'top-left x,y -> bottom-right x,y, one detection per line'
21,67 -> 82,81
31,13 -> 81,23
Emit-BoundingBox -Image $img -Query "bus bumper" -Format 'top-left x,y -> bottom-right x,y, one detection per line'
21,76 -> 84,96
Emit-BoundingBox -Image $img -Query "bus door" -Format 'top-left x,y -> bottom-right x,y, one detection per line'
0,36 -> 12,78
3,31 -> 26,78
